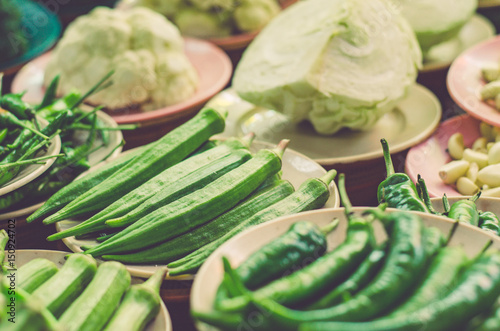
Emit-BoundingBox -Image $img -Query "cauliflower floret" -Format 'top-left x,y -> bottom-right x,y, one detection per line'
44,6 -> 198,111
234,0 -> 281,32
174,7 -> 232,38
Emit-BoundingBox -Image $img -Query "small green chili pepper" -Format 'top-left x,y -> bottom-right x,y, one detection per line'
214,173 -> 376,313
377,139 -> 429,213
446,192 -> 481,226
478,211 -> 500,236
0,108 -> 48,139
36,74 -> 60,111
0,128 -> 7,145
0,92 -> 35,120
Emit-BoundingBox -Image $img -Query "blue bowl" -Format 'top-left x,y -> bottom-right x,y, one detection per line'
0,0 -> 61,72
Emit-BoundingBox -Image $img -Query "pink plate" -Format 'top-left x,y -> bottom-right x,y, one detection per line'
11,38 -> 232,126
447,35 -> 500,127
405,114 -> 482,198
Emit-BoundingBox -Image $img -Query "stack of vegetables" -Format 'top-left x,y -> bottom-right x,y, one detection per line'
0,74 -> 125,213
28,107 -> 337,275
192,174 -> 500,331
0,230 -> 166,331
378,138 -> 500,236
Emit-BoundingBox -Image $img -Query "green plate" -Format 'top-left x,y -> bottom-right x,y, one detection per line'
0,0 -> 61,72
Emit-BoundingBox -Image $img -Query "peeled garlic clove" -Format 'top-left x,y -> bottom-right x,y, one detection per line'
447,133 -> 464,160
478,163 -> 500,187
481,186 -> 500,197
463,148 -> 489,169
488,142 -> 500,165
439,160 -> 470,184
456,177 -> 480,196
472,137 -> 488,153
466,162 -> 479,183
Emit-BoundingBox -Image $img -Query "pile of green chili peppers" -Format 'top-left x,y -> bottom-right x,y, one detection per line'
192,174 -> 500,331
0,73 -> 126,213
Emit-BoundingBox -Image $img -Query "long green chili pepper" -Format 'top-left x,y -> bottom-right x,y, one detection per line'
0,152 -> 64,187
0,108 -> 47,139
215,173 -> 375,313
217,208 -> 429,330
478,211 -> 500,236
446,192 -> 481,226
377,139 -> 429,213
386,245 -> 468,317
0,92 -> 35,120
298,250 -> 500,331
6,126 -> 32,150
305,242 -> 388,310
36,75 -> 60,111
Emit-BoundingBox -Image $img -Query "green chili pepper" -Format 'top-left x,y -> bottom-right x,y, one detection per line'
0,108 -> 48,139
305,242 -> 388,310
0,92 -> 35,120
377,139 -> 429,213
211,208 -> 429,330
6,126 -> 32,150
446,192 -> 481,226
36,74 -> 60,111
478,211 -> 500,236
215,173 -> 376,313
0,128 -> 7,145
416,175 -> 443,215
298,250 -> 500,331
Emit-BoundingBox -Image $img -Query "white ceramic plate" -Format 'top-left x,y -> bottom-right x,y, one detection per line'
0,110 -> 123,221
190,207 -> 500,331
206,84 -> 441,166
55,141 -> 340,280
11,249 -> 172,331
0,118 -> 61,196
421,14 -> 496,73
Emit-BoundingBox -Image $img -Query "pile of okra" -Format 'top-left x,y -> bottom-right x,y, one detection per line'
0,229 -> 165,331
29,106 -> 337,276
193,173 -> 500,331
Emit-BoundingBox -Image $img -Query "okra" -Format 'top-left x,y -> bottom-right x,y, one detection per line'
102,179 -> 295,264
18,258 -> 59,293
84,141 -> 286,257
106,150 -> 254,228
167,169 -> 337,276
47,137 -> 253,239
59,261 -> 131,331
42,108 -> 225,223
31,253 -> 97,318
28,145 -> 148,223
103,267 -> 167,331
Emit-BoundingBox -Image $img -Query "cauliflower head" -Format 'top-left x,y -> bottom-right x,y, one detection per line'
44,6 -> 199,111
233,0 -> 422,135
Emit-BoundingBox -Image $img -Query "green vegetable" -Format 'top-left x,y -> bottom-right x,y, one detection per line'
232,0 -> 421,135
377,139 -> 429,213
167,169 -> 337,276
84,140 -> 285,257
27,144 -> 148,223
42,107 -> 225,223
59,261 -> 131,331
446,192 -> 481,226
46,138 -> 252,239
306,242 -> 388,310
298,250 -> 500,331
101,178 -> 295,264
479,211 -> 500,236
30,253 -> 97,318
18,258 -> 59,294
103,267 -> 167,331
213,173 -> 374,313
387,245 -> 468,317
